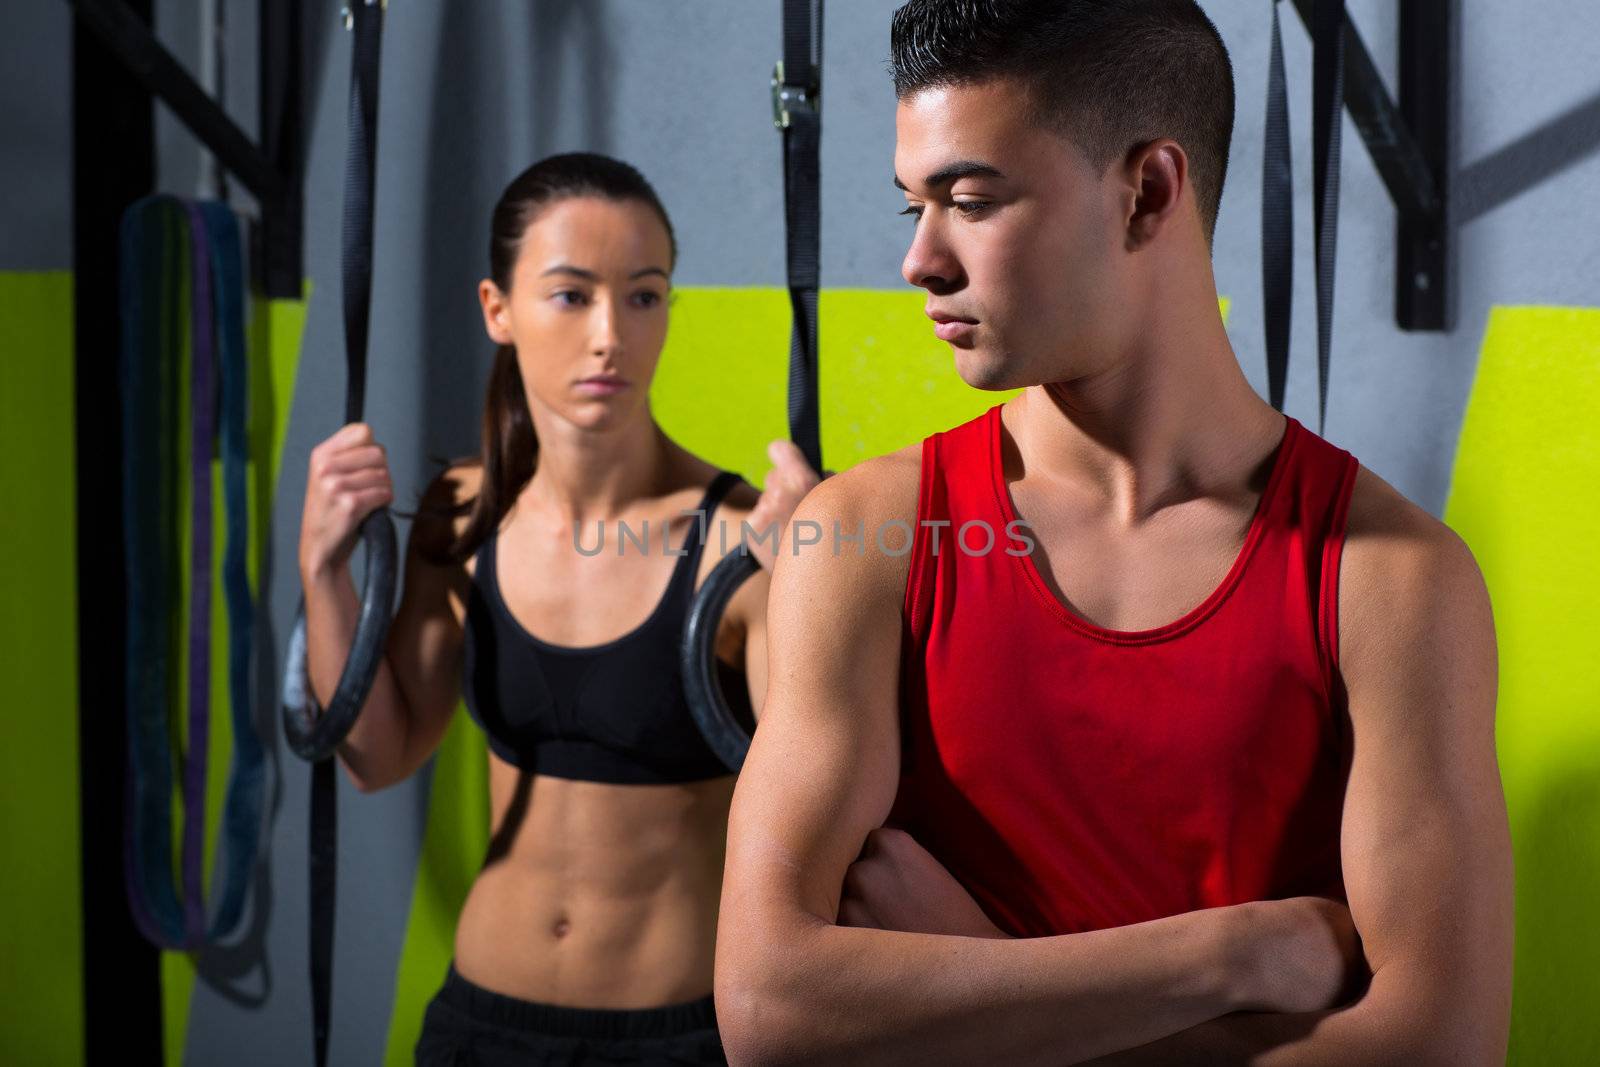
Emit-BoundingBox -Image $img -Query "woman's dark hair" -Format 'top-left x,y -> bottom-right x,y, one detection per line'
420,152 -> 677,565
889,0 -> 1235,244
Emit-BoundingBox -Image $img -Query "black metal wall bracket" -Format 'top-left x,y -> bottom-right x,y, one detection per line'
67,0 -> 304,299
1288,0 -> 1454,332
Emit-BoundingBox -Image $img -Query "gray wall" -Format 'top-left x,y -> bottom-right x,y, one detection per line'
2,2 -> 72,270
7,2 -> 1599,1063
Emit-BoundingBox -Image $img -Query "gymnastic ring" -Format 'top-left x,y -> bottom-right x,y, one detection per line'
281,508 -> 398,762
682,546 -> 762,773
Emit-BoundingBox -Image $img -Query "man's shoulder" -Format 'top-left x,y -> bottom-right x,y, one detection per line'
776,442 -> 924,596
1338,465 -> 1493,694
795,441 -> 923,531
1342,465 -> 1481,591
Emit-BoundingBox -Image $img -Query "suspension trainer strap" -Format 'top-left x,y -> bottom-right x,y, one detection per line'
310,3 -> 385,1064
678,0 -> 827,775
775,0 -> 823,474
1262,0 -> 1292,412
341,1 -> 381,428
1311,0 -> 1346,432
1261,0 -> 1345,430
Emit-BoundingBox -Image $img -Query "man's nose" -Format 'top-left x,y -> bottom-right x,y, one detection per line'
902,217 -> 962,293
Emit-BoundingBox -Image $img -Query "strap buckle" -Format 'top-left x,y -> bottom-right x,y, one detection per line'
341,0 -> 387,31
770,60 -> 819,130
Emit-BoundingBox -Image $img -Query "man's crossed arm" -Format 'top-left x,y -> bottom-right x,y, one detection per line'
713,460 -> 1375,1066
1083,471 -> 1514,1065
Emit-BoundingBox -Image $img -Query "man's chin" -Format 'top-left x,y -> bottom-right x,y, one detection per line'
954,347 -> 1030,392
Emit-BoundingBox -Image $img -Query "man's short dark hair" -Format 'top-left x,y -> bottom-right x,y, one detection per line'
890,0 -> 1236,244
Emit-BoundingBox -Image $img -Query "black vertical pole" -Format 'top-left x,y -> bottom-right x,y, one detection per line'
71,2 -> 165,1063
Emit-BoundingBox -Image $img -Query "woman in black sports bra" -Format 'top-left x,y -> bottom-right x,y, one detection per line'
296,153 -> 818,1065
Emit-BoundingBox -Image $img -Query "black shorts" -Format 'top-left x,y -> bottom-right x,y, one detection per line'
414,963 -> 727,1066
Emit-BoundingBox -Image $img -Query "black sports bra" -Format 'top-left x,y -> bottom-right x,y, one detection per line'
461,471 -> 752,784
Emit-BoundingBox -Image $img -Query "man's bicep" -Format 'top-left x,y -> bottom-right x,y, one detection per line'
724,489 -> 907,925
1337,518 -> 1512,1053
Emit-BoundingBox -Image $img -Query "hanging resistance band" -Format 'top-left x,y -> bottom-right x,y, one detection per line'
682,0 -> 825,773
278,3 -> 395,1064
119,195 -> 263,951
1263,0 -> 1346,432
200,200 -> 269,941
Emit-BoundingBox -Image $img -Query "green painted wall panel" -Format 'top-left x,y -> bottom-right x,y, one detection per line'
381,711 -> 491,1065
650,288 -> 1023,476
1444,306 -> 1600,1065
0,272 -> 85,1066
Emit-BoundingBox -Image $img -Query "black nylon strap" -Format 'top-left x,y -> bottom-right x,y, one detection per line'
779,0 -> 823,475
1262,0 -> 1292,413
309,758 -> 337,1067
1261,0 -> 1345,431
311,4 -> 383,1065
679,0 -> 827,777
341,0 -> 382,427
1311,0 -> 1346,433
782,0 -> 819,92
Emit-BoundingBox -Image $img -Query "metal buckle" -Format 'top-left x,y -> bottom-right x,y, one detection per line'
770,60 -> 818,130
341,0 -> 386,31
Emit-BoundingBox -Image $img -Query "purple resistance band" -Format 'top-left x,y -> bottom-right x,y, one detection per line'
180,200 -> 215,949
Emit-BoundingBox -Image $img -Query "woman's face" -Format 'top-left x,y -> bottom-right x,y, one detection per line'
480,196 -> 673,433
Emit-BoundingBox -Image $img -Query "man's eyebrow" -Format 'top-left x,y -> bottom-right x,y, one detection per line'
893,160 -> 1007,192
539,265 -> 670,281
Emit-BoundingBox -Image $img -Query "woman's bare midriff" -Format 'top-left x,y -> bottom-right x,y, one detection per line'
452,751 -> 737,1009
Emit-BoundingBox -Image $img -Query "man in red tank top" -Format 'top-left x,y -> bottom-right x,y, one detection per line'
717,2 -> 1511,1064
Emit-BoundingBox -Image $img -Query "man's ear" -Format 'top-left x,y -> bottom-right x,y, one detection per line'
1124,139 -> 1188,249
479,278 -> 514,345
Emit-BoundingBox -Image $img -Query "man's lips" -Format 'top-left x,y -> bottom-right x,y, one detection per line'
927,310 -> 978,342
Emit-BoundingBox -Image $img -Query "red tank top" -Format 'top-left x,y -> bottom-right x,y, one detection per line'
889,404 -> 1359,938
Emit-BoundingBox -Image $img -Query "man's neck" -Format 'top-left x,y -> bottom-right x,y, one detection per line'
1010,315 -> 1284,523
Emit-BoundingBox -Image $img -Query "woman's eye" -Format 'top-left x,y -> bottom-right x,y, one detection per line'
633,291 -> 663,309
553,290 -> 587,307
954,200 -> 991,216
898,205 -> 923,221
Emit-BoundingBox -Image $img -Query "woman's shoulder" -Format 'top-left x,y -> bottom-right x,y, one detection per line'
665,449 -> 752,515
424,460 -> 485,507
410,459 -> 486,564
714,472 -> 761,517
